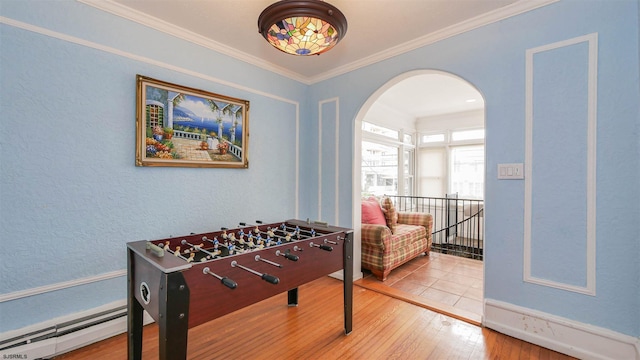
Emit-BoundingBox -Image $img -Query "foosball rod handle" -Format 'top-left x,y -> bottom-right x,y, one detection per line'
203,267 -> 238,289
261,273 -> 279,284
275,250 -> 299,261
319,245 -> 333,251
231,261 -> 280,285
221,277 -> 238,289
310,242 -> 333,251
146,242 -> 165,257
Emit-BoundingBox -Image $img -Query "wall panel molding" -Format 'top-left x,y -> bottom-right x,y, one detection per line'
318,98 -> 340,224
0,270 -> 126,303
524,33 -> 598,295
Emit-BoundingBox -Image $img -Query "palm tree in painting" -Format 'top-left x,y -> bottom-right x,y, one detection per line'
208,100 -> 224,139
230,107 -> 242,144
208,100 -> 234,140
167,93 -> 184,134
172,93 -> 185,107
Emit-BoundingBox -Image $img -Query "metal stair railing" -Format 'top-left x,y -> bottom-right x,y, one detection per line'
386,195 -> 484,260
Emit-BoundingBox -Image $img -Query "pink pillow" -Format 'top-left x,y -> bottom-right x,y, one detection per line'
361,197 -> 386,225
381,197 -> 398,233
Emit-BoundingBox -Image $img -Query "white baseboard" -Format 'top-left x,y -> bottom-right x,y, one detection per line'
484,299 -> 640,360
0,299 -> 153,359
54,315 -> 127,356
0,336 -> 57,360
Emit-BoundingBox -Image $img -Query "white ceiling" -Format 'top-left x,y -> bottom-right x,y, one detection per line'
82,0 -> 553,117
375,73 -> 484,118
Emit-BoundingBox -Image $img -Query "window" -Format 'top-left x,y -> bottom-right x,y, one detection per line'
418,147 -> 446,197
418,128 -> 485,200
451,129 -> 484,141
403,149 -> 414,196
450,145 -> 484,199
361,122 -> 415,198
362,122 -> 398,139
421,133 -> 445,144
361,141 -> 398,197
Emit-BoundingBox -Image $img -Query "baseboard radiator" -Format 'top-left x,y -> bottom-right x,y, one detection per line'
0,302 -> 151,359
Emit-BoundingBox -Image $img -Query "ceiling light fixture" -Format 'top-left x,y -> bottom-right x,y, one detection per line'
257,0 -> 348,56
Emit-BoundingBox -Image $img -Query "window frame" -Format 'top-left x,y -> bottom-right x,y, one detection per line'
418,127 -> 485,199
361,125 -> 416,197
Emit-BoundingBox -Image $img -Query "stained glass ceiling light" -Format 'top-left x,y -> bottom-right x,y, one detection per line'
258,0 -> 348,56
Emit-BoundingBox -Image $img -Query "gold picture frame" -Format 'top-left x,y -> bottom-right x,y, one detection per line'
136,75 -> 249,168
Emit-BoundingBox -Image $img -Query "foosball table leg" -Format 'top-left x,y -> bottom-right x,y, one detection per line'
287,288 -> 299,306
127,250 -> 144,360
343,230 -> 354,335
158,272 -> 190,360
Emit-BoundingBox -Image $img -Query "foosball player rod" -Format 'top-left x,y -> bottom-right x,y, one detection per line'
202,267 -> 238,289
270,230 -> 305,243
239,221 -> 268,236
309,242 -> 333,251
275,250 -> 299,261
249,226 -> 295,244
202,236 -> 231,250
239,221 -> 275,239
323,239 -> 338,245
238,222 -> 258,232
254,255 -> 282,267
269,233 -> 296,244
164,246 -> 191,262
279,225 -> 318,237
230,261 -> 280,284
181,239 -> 218,259
272,225 -> 305,237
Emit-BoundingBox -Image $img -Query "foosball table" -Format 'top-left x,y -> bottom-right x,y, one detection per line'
127,219 -> 353,360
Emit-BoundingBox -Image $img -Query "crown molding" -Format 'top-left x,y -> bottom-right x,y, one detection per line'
308,0 -> 560,83
77,0 -> 311,84
79,0 -> 558,85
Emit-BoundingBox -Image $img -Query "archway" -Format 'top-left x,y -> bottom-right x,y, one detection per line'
353,69 -> 486,322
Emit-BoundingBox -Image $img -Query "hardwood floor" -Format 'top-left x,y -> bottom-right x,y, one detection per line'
56,277 -> 574,359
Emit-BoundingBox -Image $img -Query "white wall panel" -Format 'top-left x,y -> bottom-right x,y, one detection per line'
524,34 -> 598,295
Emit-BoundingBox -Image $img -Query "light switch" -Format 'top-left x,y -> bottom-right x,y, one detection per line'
498,163 -> 524,180
514,164 -> 522,177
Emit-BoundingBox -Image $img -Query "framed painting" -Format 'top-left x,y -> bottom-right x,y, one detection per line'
136,75 -> 249,168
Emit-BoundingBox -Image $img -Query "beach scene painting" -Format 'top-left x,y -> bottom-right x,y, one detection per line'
136,75 -> 249,168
